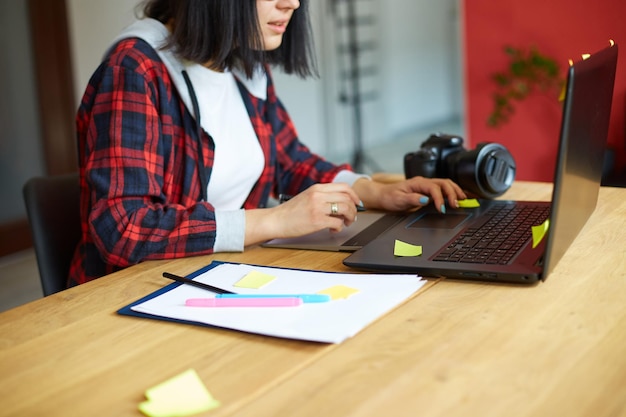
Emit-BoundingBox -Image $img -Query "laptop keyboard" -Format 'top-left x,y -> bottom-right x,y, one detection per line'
432,203 -> 550,265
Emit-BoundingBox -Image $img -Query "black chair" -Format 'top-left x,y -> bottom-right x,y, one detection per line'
22,173 -> 81,296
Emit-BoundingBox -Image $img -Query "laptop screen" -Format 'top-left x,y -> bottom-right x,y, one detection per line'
542,43 -> 618,278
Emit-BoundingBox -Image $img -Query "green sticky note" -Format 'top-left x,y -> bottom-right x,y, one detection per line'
139,369 -> 220,417
532,219 -> 550,248
458,199 -> 480,208
234,271 -> 276,289
317,285 -> 360,300
394,240 -> 423,257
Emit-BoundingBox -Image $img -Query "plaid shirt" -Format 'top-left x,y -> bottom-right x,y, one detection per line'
68,38 -> 349,286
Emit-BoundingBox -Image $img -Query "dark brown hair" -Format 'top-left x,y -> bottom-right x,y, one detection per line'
139,0 -> 317,78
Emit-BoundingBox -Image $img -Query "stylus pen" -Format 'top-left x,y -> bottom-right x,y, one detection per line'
216,293 -> 331,303
162,272 -> 235,294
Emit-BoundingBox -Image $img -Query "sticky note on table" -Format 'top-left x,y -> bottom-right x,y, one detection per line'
139,369 -> 220,417
458,199 -> 480,208
394,240 -> 422,257
234,270 -> 276,289
532,219 -> 550,248
317,285 -> 359,300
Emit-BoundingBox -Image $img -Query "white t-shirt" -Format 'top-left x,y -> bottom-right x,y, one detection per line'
110,18 -> 368,252
183,65 -> 265,210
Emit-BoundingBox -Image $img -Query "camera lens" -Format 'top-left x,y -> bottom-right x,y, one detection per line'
477,146 -> 516,196
452,143 -> 516,198
478,148 -> 515,195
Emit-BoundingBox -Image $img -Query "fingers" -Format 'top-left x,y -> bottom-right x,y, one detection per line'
393,177 -> 468,213
276,183 -> 359,235
426,178 -> 467,213
325,199 -> 357,228
317,186 -> 358,228
312,182 -> 362,206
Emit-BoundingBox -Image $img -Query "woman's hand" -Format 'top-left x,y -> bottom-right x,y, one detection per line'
243,176 -> 466,247
352,176 -> 467,213
244,183 -> 361,246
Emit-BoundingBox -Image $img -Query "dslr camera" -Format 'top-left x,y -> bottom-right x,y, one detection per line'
404,133 -> 516,199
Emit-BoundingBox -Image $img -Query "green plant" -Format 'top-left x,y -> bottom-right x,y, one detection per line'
488,45 -> 565,127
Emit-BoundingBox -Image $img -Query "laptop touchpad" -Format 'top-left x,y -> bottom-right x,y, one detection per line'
407,213 -> 470,229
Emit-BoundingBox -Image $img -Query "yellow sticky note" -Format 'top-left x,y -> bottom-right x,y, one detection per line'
558,83 -> 566,102
394,240 -> 423,257
317,285 -> 359,300
532,219 -> 550,248
457,199 -> 480,208
139,369 -> 220,417
234,271 -> 275,289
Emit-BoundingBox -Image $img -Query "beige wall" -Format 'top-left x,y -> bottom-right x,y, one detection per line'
67,0 -> 143,106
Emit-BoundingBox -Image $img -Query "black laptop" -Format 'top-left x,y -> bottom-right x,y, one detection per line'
343,42 -> 618,284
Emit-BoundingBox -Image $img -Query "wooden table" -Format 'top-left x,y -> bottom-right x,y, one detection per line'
1,181 -> 625,417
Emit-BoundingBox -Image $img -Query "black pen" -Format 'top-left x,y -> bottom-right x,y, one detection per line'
162,272 -> 235,294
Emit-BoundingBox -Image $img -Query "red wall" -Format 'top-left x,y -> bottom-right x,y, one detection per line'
462,0 -> 626,182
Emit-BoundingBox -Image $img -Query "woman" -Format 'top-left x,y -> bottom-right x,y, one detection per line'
68,0 -> 466,286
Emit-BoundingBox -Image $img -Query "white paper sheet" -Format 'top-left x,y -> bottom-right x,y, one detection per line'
132,263 -> 425,343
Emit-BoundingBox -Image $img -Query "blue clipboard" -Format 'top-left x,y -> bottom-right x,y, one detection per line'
117,260 -> 327,331
117,260 -> 229,329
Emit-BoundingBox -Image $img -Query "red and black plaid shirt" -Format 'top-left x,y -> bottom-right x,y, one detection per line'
68,38 -> 349,286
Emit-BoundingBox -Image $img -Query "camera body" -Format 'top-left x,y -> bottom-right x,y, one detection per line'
404,133 -> 516,199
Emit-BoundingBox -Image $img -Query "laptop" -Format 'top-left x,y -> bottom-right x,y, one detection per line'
342,43 -> 618,284
262,211 -> 406,251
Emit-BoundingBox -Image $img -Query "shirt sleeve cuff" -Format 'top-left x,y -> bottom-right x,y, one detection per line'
333,170 -> 371,187
214,209 -> 245,252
